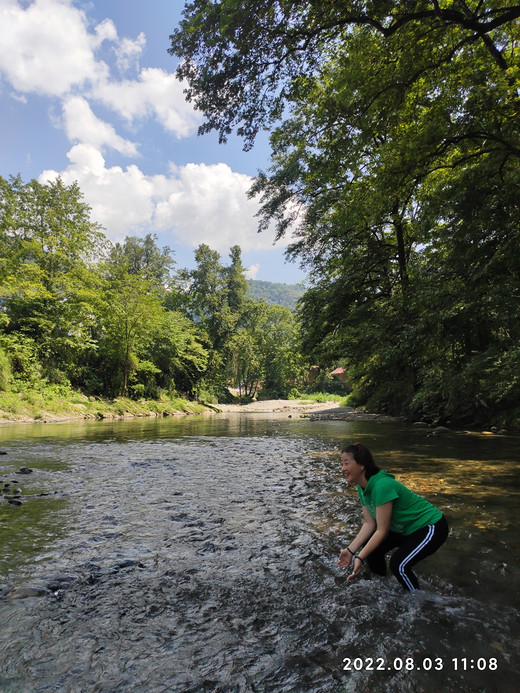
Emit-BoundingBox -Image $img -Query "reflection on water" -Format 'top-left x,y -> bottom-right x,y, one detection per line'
0,415 -> 518,692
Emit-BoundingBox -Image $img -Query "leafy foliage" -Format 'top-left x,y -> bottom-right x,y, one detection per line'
0,177 -> 309,410
171,0 -> 520,427
0,177 -> 213,404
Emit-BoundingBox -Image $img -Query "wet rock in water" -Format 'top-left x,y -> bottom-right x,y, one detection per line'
7,498 -> 22,506
0,451 -> 7,455
430,426 -> 451,435
2,481 -> 22,499
112,559 -> 145,572
3,485 -> 21,496
85,572 -> 102,586
16,467 -> 33,475
1,586 -> 49,599
47,576 -> 77,595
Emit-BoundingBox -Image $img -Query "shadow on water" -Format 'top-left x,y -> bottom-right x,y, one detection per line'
0,415 -> 518,692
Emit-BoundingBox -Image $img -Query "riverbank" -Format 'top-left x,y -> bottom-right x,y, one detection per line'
0,392 -> 356,425
0,397 -> 346,424
0,392 -> 508,434
0,392 -> 346,425
0,391 -> 209,424
219,401 -> 511,436
216,399 -> 404,423
214,399 -> 344,414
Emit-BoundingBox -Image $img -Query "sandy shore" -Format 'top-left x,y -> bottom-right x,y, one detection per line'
215,400 -> 404,422
215,399 -> 342,414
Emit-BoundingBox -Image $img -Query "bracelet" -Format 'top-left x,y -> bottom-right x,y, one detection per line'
355,555 -> 364,563
347,547 -> 355,556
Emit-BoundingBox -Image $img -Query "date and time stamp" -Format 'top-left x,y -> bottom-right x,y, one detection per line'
342,656 -> 499,672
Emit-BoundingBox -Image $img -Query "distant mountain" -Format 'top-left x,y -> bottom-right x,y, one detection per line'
247,279 -> 306,310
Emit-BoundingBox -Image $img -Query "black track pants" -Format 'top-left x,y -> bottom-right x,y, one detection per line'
366,515 -> 449,590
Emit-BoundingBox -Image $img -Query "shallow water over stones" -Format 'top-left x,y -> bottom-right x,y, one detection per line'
0,415 -> 518,692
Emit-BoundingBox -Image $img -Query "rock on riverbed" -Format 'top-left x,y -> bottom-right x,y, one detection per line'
305,406 -> 405,423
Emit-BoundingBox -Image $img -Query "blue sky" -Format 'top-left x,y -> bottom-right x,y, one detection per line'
0,0 -> 306,284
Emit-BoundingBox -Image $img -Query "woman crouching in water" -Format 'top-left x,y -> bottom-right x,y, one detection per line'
338,443 -> 448,591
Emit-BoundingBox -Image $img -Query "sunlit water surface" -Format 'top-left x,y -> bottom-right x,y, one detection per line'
0,414 -> 518,692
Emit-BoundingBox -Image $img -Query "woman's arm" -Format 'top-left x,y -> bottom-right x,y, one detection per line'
337,506 -> 376,568
347,501 -> 393,580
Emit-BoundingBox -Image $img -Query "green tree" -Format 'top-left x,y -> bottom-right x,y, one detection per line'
258,302 -> 305,398
98,272 -> 164,398
147,310 -> 209,398
179,244 -> 251,398
0,175 -> 105,385
0,344 -> 11,391
187,244 -> 228,346
96,235 -> 211,400
226,244 -> 248,313
170,2 -> 520,148
227,328 -> 263,398
107,233 -> 175,289
227,299 -> 304,399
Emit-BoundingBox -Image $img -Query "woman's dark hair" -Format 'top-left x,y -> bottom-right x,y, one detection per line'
341,443 -> 380,479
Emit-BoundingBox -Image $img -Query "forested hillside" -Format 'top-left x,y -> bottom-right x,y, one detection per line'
247,280 -> 305,310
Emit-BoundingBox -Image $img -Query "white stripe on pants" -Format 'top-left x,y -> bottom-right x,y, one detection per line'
397,524 -> 435,591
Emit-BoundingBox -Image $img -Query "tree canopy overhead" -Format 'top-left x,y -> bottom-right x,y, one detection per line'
170,1 -> 520,148
170,1 -> 520,279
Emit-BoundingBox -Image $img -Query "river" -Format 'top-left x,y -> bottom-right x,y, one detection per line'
0,413 -> 518,692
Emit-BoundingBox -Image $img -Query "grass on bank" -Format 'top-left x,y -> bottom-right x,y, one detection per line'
0,385 -> 208,423
291,392 -> 349,405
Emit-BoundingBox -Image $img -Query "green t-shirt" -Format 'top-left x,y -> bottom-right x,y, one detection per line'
357,470 -> 442,535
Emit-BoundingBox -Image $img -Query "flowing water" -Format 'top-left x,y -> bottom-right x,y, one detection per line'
0,413 -> 518,692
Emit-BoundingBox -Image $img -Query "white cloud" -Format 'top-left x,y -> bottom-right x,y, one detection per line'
0,0 -> 200,140
41,144 -> 155,239
0,0 -> 107,96
40,149 -> 285,252
10,91 -> 27,103
94,67 -> 201,137
62,96 -> 138,155
245,263 -> 260,280
114,32 -> 146,74
154,162 -> 283,252
92,17 -> 117,49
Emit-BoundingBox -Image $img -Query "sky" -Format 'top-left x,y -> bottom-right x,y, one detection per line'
0,0 -> 306,284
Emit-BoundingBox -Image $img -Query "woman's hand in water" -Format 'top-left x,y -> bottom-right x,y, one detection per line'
347,556 -> 363,581
337,548 -> 354,569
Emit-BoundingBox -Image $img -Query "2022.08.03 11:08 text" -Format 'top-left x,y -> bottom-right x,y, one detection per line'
341,657 -> 499,672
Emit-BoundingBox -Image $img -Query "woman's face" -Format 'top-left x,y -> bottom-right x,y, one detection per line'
341,452 -> 366,486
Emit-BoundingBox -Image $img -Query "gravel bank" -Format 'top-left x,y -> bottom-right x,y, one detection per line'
215,401 -> 404,423
214,399 -> 342,414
